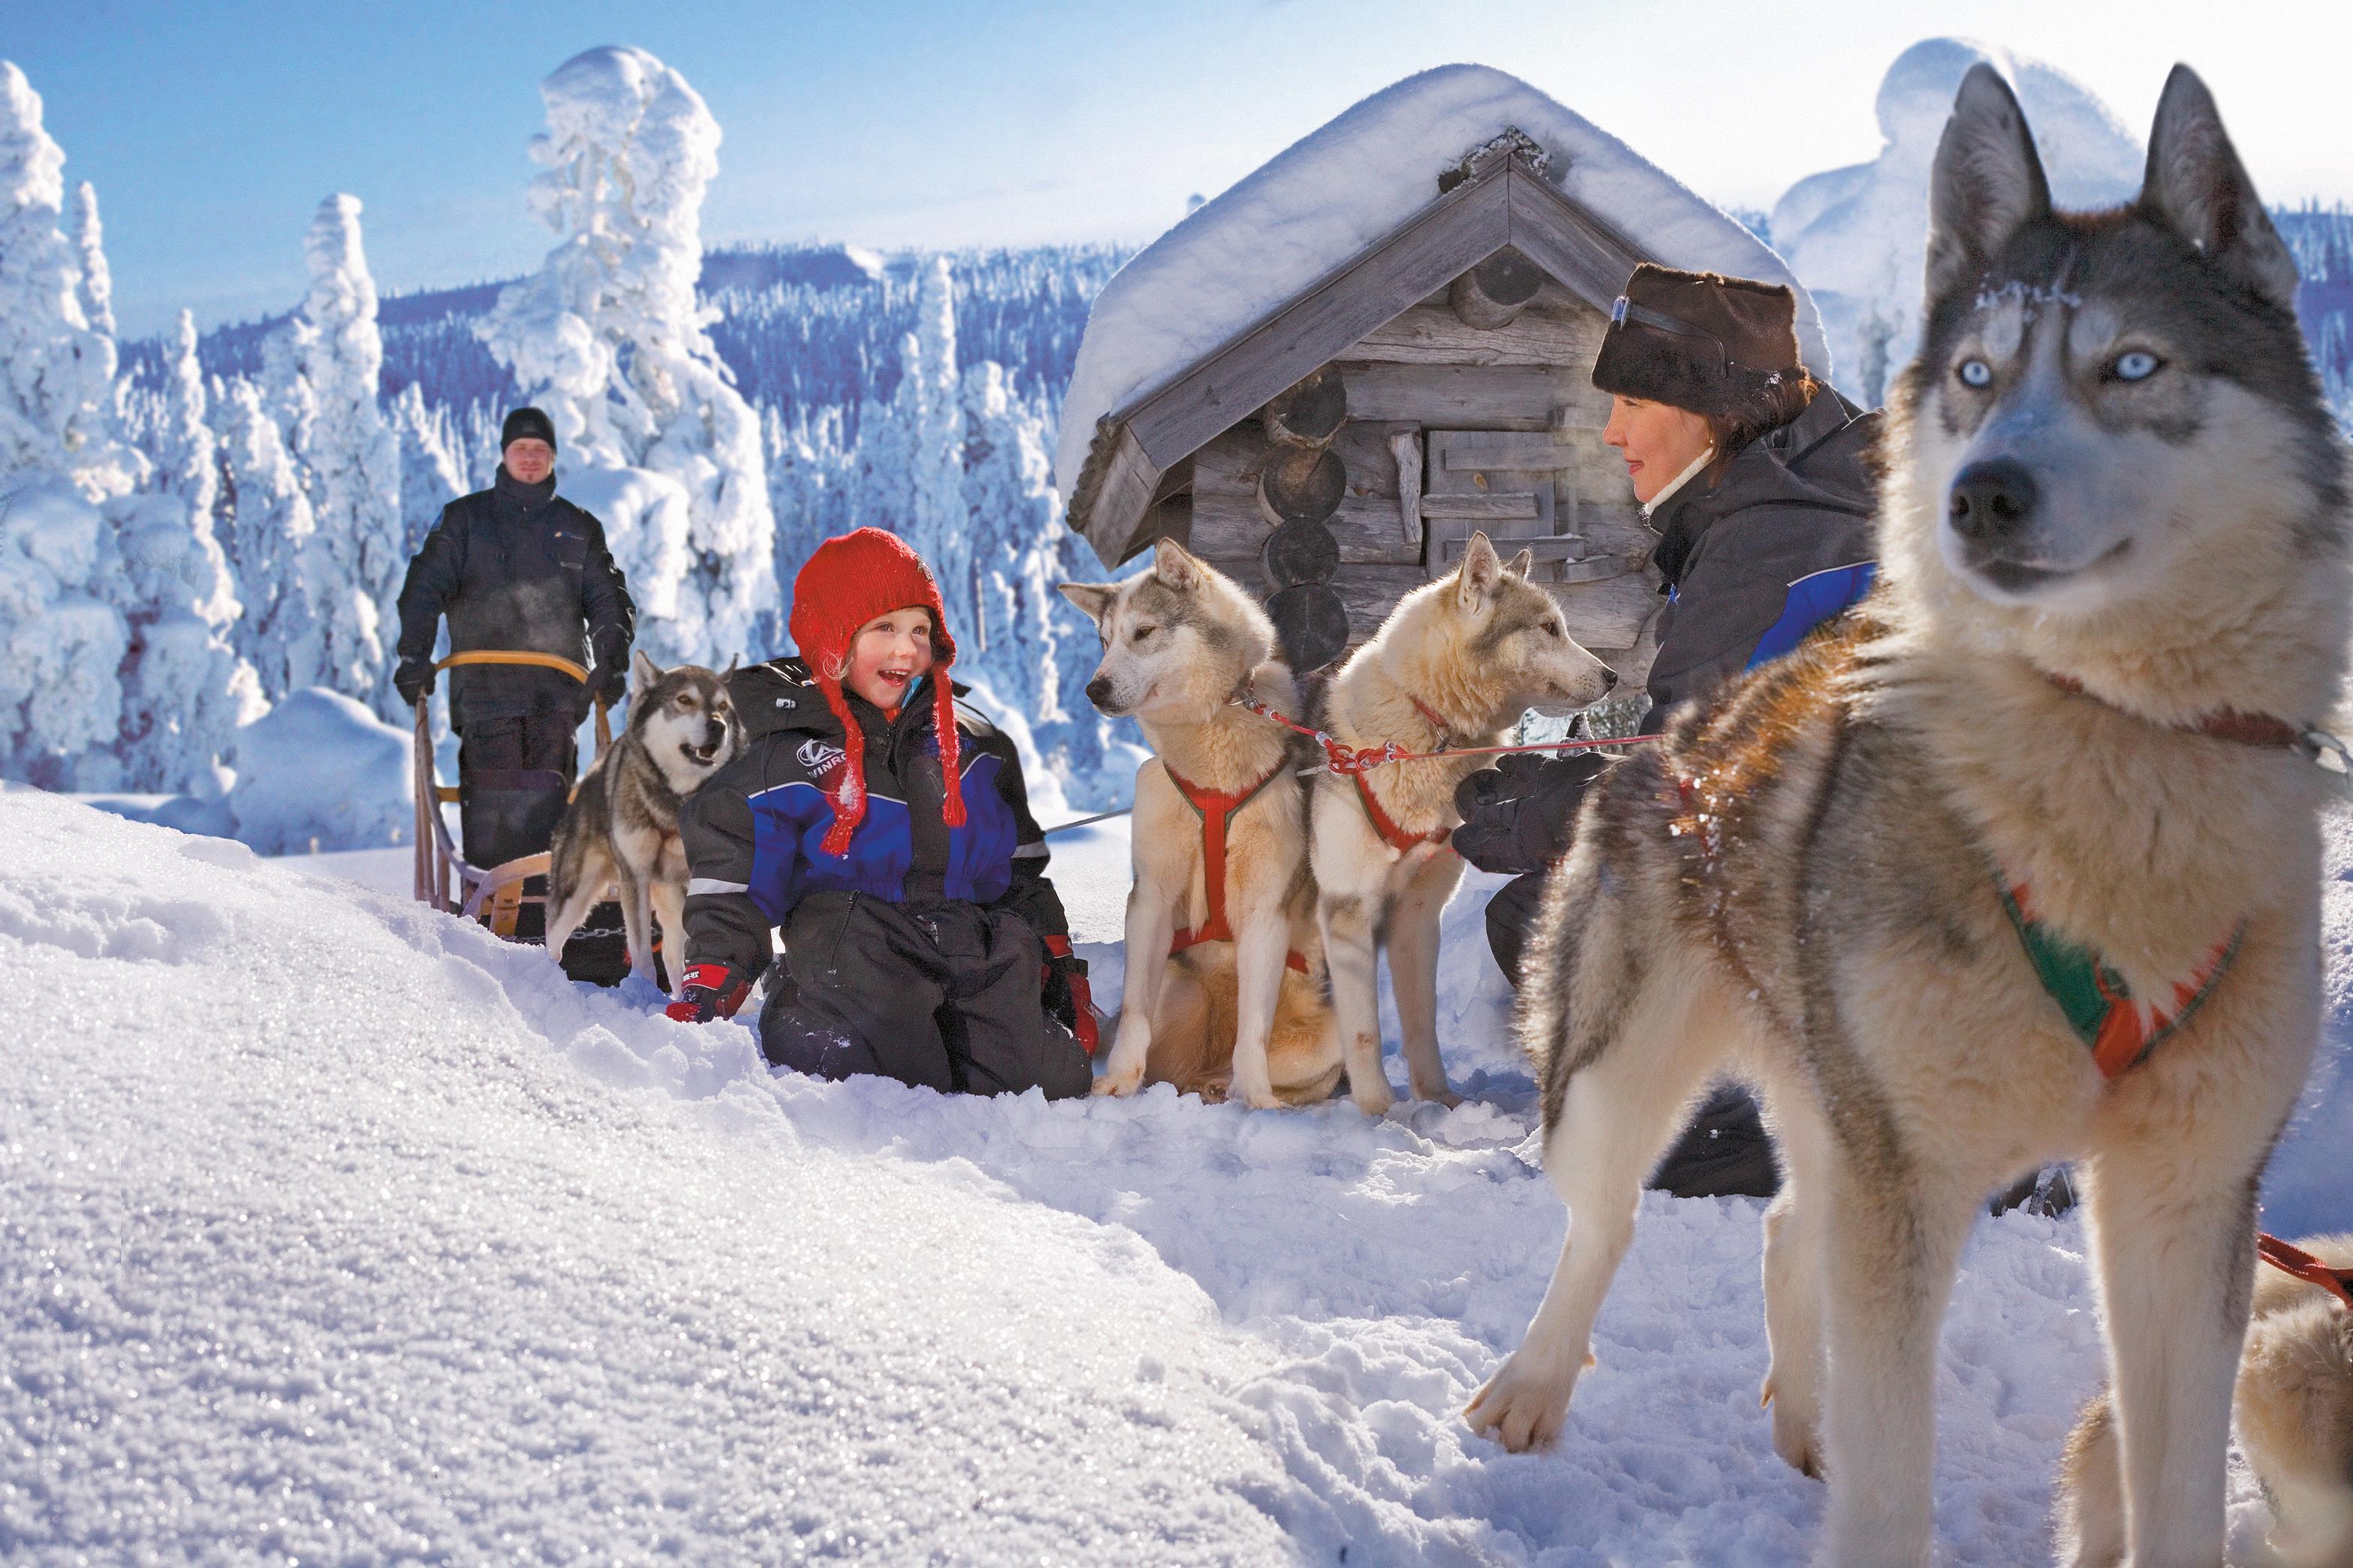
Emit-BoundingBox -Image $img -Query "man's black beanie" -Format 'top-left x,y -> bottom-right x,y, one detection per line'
501,405 -> 558,454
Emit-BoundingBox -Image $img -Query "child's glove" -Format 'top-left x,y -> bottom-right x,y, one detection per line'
1040,934 -> 1099,1056
665,962 -> 750,1024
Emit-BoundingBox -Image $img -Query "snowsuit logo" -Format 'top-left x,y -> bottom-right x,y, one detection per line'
797,739 -> 846,777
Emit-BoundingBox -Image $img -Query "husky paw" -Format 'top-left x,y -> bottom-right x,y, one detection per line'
1411,1080 -> 1463,1109
1237,1086 -> 1285,1111
1465,1347 -> 1583,1452
1091,1062 -> 1144,1097
1350,1079 -> 1396,1117
1761,1377 -> 1824,1479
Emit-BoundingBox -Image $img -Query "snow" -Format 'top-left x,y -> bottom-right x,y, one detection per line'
11,784 -> 2344,1562
1056,64 -> 1826,502
224,686 -> 412,854
1769,39 -> 2144,405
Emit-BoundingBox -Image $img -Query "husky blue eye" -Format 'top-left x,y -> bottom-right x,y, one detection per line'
2113,351 -> 2161,382
1958,360 -> 1993,388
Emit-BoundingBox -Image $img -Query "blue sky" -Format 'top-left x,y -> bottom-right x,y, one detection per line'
11,0 -> 2349,339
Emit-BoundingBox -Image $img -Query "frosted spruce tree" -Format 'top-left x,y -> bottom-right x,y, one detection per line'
477,44 -> 775,665
213,375 -> 324,701
0,61 -> 130,785
388,382 -> 465,558
263,194 -> 403,715
109,311 -> 259,793
68,180 -> 114,339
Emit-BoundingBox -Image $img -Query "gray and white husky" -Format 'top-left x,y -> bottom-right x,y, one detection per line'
546,652 -> 740,992
1466,64 -> 2351,1568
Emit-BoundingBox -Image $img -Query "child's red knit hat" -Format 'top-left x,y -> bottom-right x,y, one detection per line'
788,528 -> 964,855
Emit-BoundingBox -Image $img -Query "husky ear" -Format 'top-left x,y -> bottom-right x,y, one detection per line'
1455,531 -> 1504,611
630,649 -> 661,694
1056,582 -> 1118,626
1925,64 -> 2053,302
1152,539 -> 1204,593
2141,65 -> 2300,315
718,654 -> 739,679
1505,547 -> 1534,581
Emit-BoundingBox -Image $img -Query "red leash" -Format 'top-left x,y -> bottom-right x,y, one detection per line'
1228,688 -> 1653,777
2258,1233 -> 2353,1311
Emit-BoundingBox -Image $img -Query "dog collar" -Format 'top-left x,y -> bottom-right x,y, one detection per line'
1408,694 -> 1455,750
2042,670 -> 2353,791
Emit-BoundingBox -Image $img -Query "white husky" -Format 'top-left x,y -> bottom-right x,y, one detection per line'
1060,543 -> 1343,1107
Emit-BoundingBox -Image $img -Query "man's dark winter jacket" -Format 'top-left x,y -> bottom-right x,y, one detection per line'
393,468 -> 635,726
678,658 -> 1073,986
1452,389 -> 1879,874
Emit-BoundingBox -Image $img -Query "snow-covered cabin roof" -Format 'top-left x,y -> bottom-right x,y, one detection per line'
1056,65 -> 1827,565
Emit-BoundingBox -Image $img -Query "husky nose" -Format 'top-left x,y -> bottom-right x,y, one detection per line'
1085,676 -> 1113,709
1948,459 -> 2039,543
1601,668 -> 1619,692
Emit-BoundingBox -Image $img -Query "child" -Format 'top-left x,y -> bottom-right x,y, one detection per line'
668,528 -> 1095,1100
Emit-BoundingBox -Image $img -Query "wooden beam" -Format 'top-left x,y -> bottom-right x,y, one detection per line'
1348,302 -> 1600,367
1069,421 -> 1165,568
1503,167 -> 1649,315
1331,360 -> 1589,426
1192,489 -> 1423,567
1119,169 -> 1513,469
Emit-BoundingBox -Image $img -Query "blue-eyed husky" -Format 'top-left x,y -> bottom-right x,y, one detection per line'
1467,64 -> 2351,1568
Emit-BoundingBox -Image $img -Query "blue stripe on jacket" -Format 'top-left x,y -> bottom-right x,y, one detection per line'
744,750 -> 1015,922
1745,561 -> 1878,670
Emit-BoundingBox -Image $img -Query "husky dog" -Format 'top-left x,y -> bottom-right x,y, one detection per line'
1059,543 -> 1342,1107
1310,532 -> 1618,1114
546,652 -> 740,992
2059,1233 -> 2353,1568
1464,65 -> 2351,1568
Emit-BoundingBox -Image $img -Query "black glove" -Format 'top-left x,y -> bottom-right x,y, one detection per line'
394,658 -> 435,709
597,670 -> 629,713
1450,751 -> 1608,874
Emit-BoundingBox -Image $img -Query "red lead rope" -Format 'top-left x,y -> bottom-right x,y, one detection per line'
1228,689 -> 1653,776
2258,1233 -> 2353,1311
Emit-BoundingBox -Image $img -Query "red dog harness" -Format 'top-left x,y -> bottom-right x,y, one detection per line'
2258,1234 -> 2353,1310
1162,762 -> 1310,974
1350,694 -> 1456,855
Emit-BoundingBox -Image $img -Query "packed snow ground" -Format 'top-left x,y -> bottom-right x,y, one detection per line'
5,792 -> 2348,1564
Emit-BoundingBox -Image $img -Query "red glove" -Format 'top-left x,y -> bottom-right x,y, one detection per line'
1041,933 -> 1099,1057
665,962 -> 751,1024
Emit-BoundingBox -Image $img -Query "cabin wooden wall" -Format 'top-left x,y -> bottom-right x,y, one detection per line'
1181,279 -> 1665,679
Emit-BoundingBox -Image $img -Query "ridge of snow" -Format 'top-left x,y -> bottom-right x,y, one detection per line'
1056,63 -> 1824,501
22,793 -> 2334,1561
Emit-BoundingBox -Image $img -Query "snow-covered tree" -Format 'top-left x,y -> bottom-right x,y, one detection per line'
959,361 -> 1126,808
68,180 -> 114,339
477,44 -> 776,666
388,381 -> 465,556
264,194 -> 403,715
213,375 -> 324,700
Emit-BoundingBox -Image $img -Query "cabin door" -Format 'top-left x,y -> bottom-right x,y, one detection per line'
1417,429 -> 1635,585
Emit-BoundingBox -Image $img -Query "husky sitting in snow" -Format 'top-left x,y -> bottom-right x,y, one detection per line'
546,652 -> 740,993
2059,1232 -> 2353,1568
1466,65 -> 2351,1568
1309,531 -> 1618,1114
1059,543 -> 1342,1107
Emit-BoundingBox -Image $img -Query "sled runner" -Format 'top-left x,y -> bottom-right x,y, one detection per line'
411,650 -> 611,937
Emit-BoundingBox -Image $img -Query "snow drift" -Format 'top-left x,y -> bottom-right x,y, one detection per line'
12,791 -> 2343,1561
225,686 -> 412,853
1056,63 -> 1827,502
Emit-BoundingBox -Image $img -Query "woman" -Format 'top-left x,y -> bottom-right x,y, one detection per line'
667,528 -> 1095,1100
1454,263 -> 1878,1197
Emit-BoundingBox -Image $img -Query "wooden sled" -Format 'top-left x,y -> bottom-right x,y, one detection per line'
411,650 -> 611,937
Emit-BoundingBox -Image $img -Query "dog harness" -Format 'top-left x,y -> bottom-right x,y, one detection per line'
1161,762 -> 1310,974
1996,879 -> 2243,1082
1350,695 -> 1458,855
2257,1234 -> 2353,1311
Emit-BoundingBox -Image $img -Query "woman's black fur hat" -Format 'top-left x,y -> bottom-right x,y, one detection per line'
1590,264 -> 1806,426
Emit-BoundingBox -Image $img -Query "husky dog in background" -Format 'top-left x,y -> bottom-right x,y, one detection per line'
1059,543 -> 1342,1107
547,652 -> 741,992
1466,64 -> 2350,1568
1311,532 -> 1618,1114
2059,1233 -> 2353,1568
